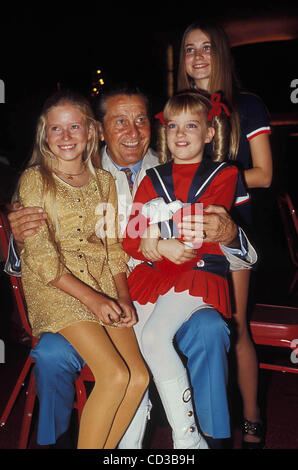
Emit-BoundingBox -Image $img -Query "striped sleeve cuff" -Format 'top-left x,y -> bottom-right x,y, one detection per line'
247,127 -> 271,141
234,194 -> 250,206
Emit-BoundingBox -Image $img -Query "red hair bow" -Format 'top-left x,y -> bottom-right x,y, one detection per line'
208,93 -> 230,121
155,111 -> 165,125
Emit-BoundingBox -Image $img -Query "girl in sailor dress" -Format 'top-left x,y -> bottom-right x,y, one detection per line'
122,89 -> 239,449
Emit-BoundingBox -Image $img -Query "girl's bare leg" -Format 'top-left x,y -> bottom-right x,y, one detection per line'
231,270 -> 261,443
60,321 -> 147,449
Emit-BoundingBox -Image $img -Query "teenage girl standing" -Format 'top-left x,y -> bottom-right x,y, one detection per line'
177,21 -> 272,448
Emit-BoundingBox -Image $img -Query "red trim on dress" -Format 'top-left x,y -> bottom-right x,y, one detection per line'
247,128 -> 271,141
123,163 -> 239,318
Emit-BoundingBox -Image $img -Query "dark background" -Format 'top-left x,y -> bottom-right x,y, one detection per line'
0,2 -> 297,287
0,2 -> 297,171
0,2 -> 298,450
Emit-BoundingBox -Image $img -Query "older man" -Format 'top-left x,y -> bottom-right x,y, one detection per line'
6,86 -> 256,449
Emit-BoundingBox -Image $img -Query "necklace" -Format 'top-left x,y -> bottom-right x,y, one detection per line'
54,166 -> 86,180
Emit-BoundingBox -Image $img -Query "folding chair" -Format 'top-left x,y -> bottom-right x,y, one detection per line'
250,303 -> 298,374
277,193 -> 298,294
0,203 -> 94,448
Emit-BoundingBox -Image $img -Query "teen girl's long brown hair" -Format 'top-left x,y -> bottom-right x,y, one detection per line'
177,21 -> 240,159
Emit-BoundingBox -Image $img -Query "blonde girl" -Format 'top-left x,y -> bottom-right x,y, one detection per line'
17,90 -> 149,449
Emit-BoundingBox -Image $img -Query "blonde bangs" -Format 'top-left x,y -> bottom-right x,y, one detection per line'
163,92 -> 209,123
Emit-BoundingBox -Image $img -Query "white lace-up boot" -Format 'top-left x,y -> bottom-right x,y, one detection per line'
154,374 -> 209,449
117,390 -> 152,449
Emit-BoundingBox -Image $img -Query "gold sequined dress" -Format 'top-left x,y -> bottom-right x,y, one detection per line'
19,166 -> 129,338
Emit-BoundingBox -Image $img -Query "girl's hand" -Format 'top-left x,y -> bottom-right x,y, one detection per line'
157,239 -> 196,264
88,292 -> 123,325
51,272 -> 135,328
138,223 -> 162,261
138,237 -> 162,261
116,297 -> 138,328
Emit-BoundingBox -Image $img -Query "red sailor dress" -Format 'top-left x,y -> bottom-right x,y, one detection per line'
122,158 -> 239,318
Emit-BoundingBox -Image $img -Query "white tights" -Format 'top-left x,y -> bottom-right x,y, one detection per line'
134,288 -> 208,382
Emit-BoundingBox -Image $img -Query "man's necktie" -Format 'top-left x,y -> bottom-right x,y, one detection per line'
121,168 -> 134,194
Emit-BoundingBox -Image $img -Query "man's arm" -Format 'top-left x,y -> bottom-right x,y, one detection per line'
4,234 -> 22,277
178,205 -> 239,247
220,227 -> 258,271
202,205 -> 239,247
178,204 -> 257,269
4,203 -> 47,276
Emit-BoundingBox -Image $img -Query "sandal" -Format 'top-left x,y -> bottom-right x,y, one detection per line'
242,419 -> 265,449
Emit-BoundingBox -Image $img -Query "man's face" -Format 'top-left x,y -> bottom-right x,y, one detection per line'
98,94 -> 151,167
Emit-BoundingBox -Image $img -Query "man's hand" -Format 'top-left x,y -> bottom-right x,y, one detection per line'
8,202 -> 47,251
179,204 -> 239,247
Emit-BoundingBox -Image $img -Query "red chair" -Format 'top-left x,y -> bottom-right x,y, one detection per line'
248,195 -> 298,374
0,203 -> 94,448
250,303 -> 298,374
277,193 -> 298,295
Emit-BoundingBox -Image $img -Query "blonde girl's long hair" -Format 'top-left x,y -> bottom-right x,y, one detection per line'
177,21 -> 240,159
19,89 -> 100,238
157,89 -> 230,164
